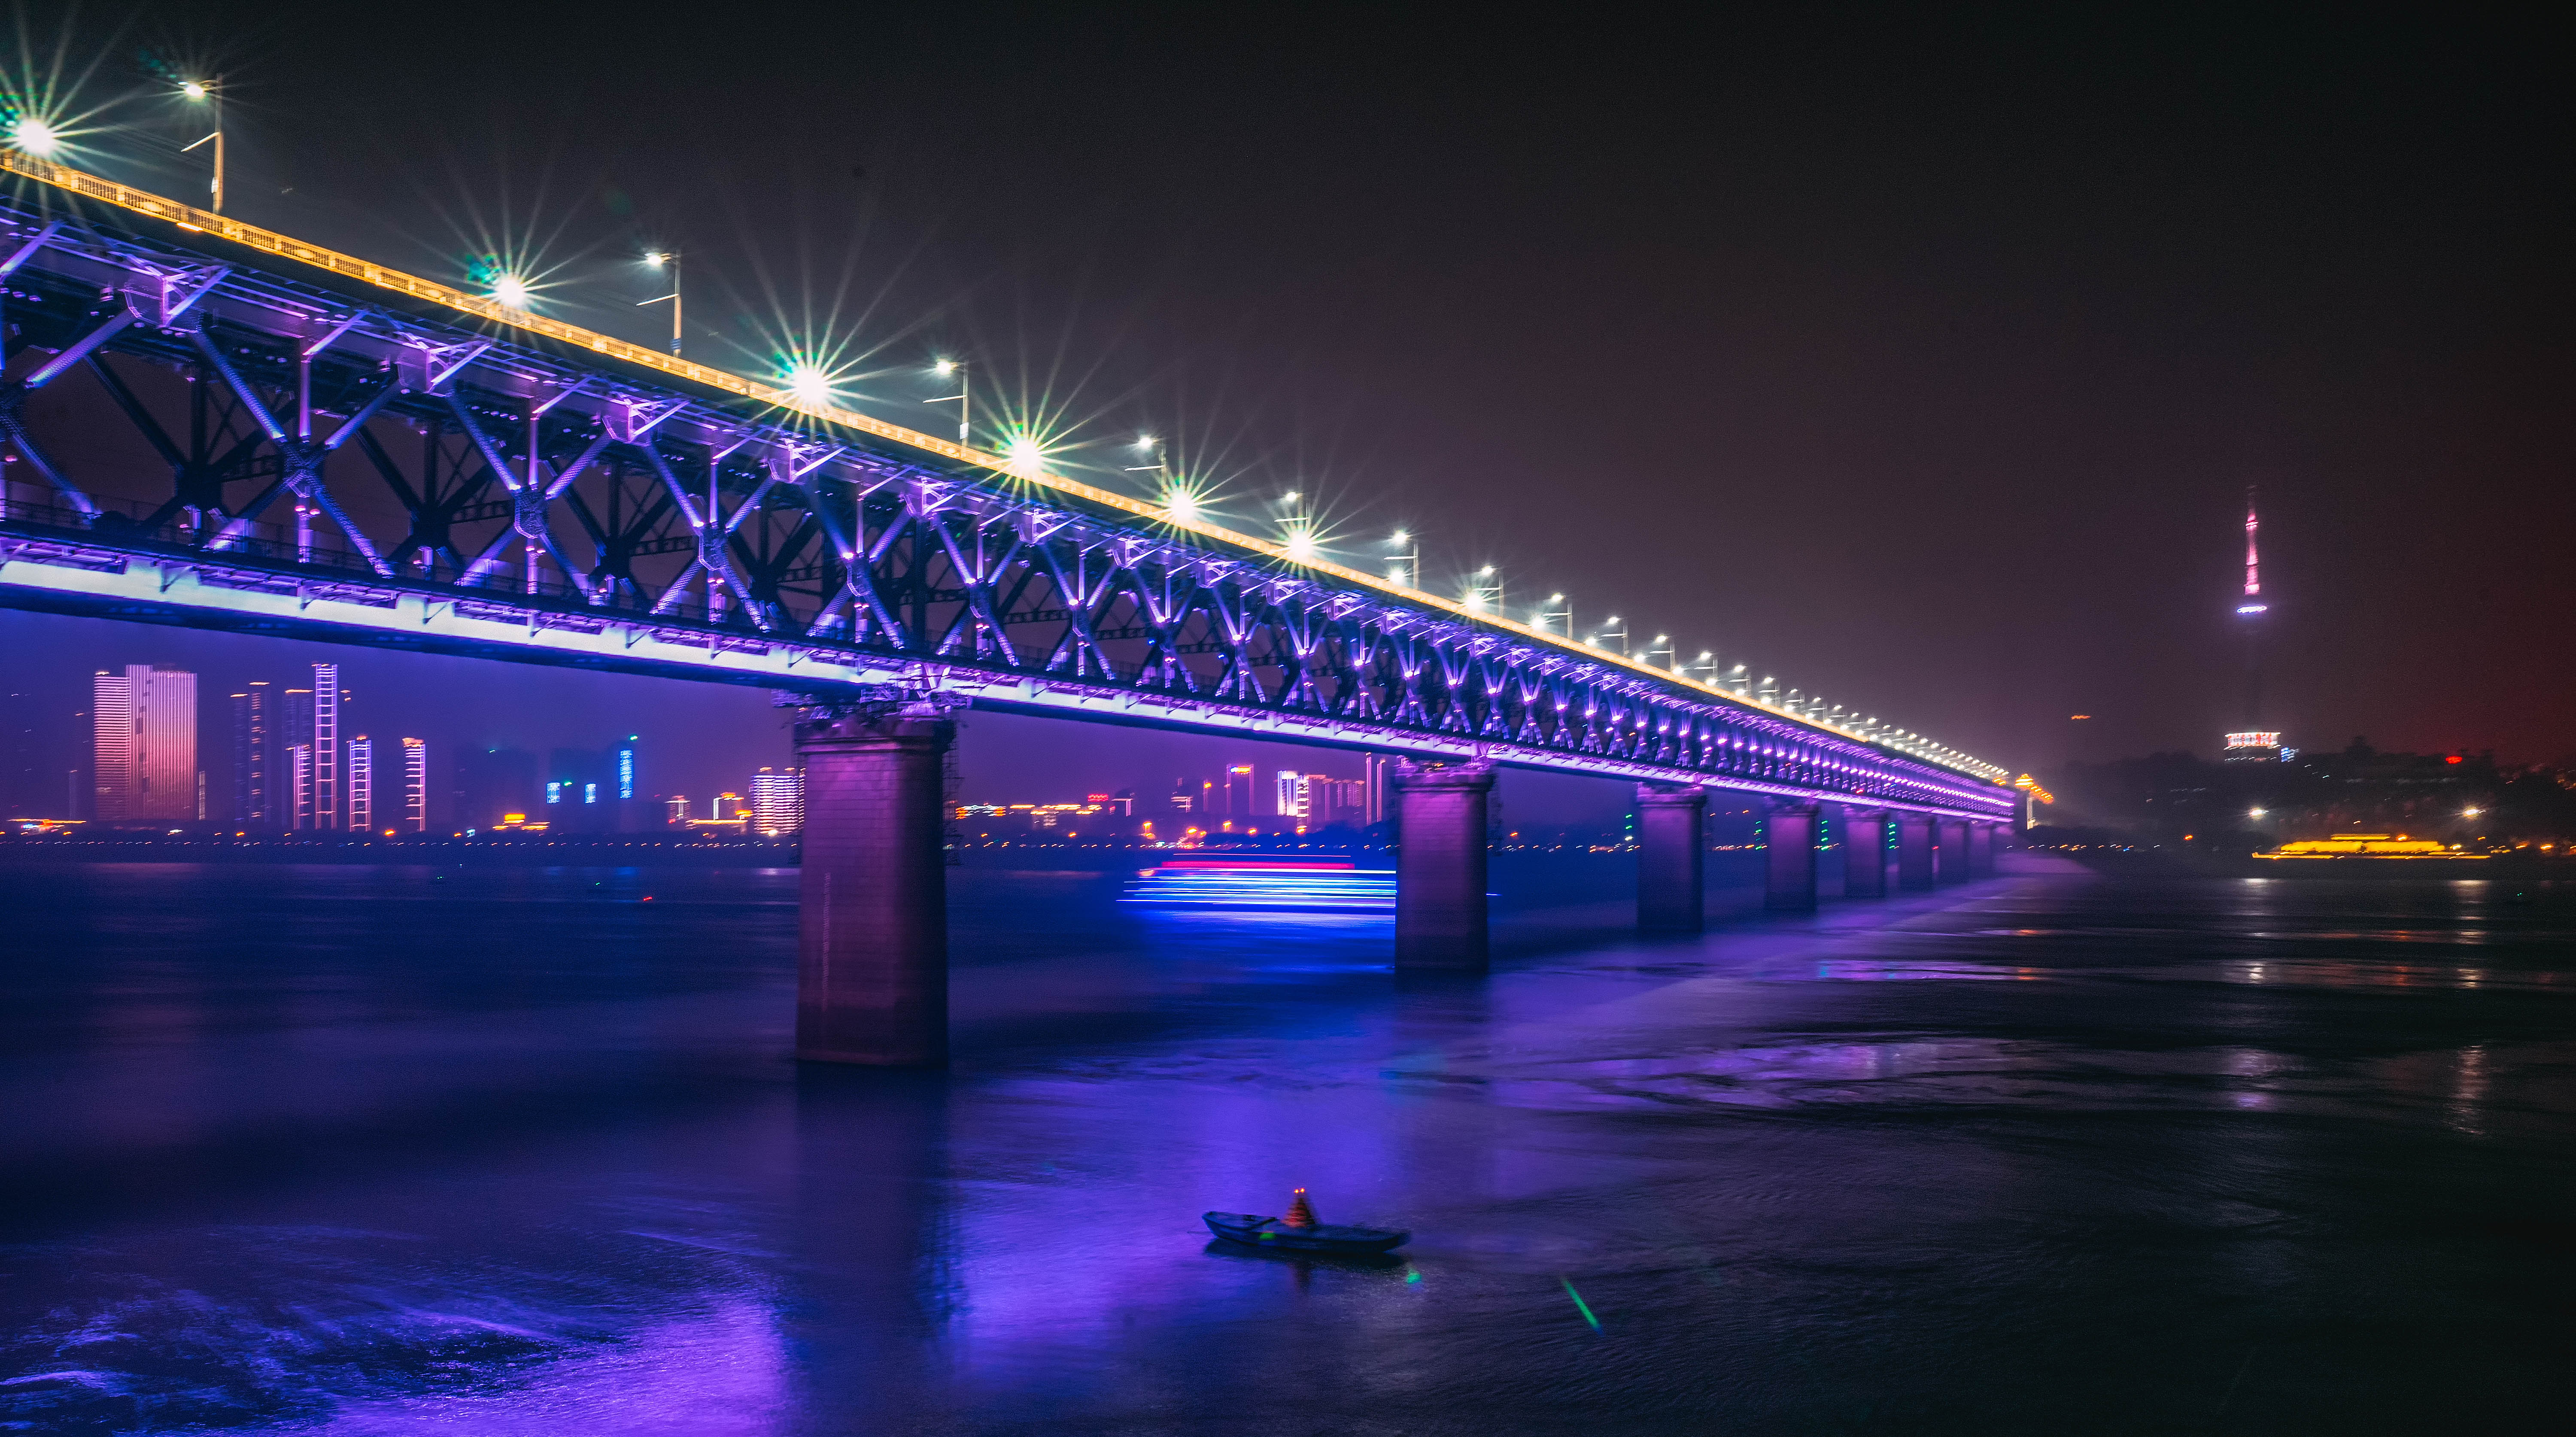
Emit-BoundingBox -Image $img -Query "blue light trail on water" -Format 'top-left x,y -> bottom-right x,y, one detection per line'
1121,859 -> 1397,913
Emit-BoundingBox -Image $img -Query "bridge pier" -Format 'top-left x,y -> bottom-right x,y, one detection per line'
793,710 -> 955,1066
1970,821 -> 1999,878
1394,761 -> 1495,970
1763,800 -> 1820,912
1842,808 -> 1890,899
1935,819 -> 1973,884
1896,814 -> 1935,890
1636,784 -> 1707,933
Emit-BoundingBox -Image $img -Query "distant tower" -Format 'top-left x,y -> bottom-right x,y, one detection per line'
2224,488 -> 2281,762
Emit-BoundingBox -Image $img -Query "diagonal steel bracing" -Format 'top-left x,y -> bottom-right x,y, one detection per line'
0,161 -> 2013,819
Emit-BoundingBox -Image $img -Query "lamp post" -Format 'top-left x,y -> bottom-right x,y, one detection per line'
1646,633 -> 1676,670
179,78 -> 223,213
1683,650 -> 1717,683
638,251 -> 682,356
1124,434 -> 1169,485
927,359 -> 970,447
1592,614 -> 1629,655
1386,530 -> 1419,587
1537,592 -> 1571,636
1464,564 -> 1501,614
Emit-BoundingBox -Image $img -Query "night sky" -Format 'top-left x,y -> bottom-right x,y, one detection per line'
4,4 -> 2568,816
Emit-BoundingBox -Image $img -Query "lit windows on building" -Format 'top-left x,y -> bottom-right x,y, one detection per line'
751,767 -> 805,836
346,736 -> 373,832
93,665 -> 198,823
401,738 -> 426,832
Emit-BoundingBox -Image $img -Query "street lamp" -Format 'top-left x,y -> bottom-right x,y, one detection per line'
1387,530 -> 1419,587
1592,614 -> 1629,654
6,115 -> 59,157
1537,592 -> 1570,636
179,78 -> 222,212
785,362 -> 834,409
1463,564 -> 1501,613
1124,434 -> 1169,485
1646,633 -> 1676,670
925,359 -> 970,447
489,273 -> 533,310
1683,650 -> 1717,682
638,251 -> 682,356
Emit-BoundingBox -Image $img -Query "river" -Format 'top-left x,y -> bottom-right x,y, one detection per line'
2,854 -> 2569,1434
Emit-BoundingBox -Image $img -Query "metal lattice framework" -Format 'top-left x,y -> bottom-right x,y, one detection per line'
0,158 -> 2013,819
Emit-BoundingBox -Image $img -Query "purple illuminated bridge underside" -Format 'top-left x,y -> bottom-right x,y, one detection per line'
0,169 -> 2009,821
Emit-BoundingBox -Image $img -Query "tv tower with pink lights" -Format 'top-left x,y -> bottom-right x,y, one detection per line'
2224,488 -> 2281,761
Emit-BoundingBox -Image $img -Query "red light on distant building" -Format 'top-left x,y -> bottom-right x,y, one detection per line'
2446,755 -> 2464,765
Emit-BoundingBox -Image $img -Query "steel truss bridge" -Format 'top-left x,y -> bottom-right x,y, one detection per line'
0,156 -> 2012,822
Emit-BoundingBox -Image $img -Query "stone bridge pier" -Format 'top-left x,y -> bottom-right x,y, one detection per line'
1392,760 -> 1497,971
793,705 -> 956,1067
1635,784 -> 1708,933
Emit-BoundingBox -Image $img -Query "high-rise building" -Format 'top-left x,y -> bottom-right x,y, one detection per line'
311,663 -> 341,831
232,682 -> 273,825
288,744 -> 312,827
401,738 -> 427,832
93,665 -> 196,823
750,766 -> 805,835
346,736 -> 374,832
92,671 -> 130,821
283,687 -> 314,826
1275,768 -> 1304,818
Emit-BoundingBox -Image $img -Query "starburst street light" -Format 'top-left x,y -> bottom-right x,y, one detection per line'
1124,434 -> 1170,487
7,115 -> 60,157
489,273 -> 534,310
924,359 -> 970,446
1537,592 -> 1571,635
178,77 -> 224,213
637,251 -> 683,356
1162,483 -> 1203,524
1387,530 -> 1419,587
1463,564 -> 1502,613
1004,434 -> 1049,478
784,362 -> 835,409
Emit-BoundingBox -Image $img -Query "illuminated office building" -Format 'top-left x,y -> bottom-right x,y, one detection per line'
232,681 -> 272,825
401,738 -> 427,832
92,665 -> 196,823
310,663 -> 341,831
346,737 -> 374,832
751,766 -> 805,836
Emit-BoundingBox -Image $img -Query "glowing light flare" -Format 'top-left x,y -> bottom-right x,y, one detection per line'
1284,526 -> 1319,562
489,273 -> 534,310
784,362 -> 836,409
8,116 -> 60,157
181,81 -> 210,101
1004,434 -> 1050,478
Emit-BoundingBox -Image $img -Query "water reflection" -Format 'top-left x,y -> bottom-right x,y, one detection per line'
3,860 -> 2573,1433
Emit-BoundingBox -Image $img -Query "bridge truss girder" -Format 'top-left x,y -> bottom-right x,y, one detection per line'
0,192 -> 2011,820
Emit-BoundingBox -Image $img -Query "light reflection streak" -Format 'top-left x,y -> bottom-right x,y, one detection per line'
1122,859 -> 1396,913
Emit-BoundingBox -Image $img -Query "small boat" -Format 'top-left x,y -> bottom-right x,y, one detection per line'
1203,1188 -> 1409,1254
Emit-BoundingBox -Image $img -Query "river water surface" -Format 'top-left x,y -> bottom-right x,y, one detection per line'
3,855 -> 2571,1434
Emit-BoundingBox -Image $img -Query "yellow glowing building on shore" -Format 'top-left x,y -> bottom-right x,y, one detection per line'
2255,834 -> 2484,861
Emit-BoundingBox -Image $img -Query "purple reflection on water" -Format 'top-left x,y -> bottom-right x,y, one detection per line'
2,857 -> 2572,1432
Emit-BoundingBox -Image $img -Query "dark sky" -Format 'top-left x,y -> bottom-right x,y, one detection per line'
4,3 -> 2569,816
